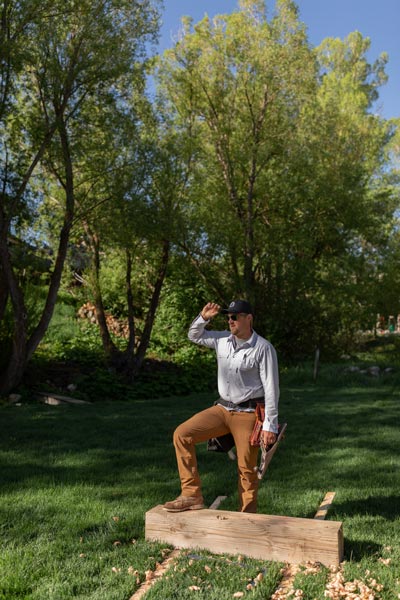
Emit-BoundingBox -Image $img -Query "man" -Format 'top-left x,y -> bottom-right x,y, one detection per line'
163,299 -> 279,513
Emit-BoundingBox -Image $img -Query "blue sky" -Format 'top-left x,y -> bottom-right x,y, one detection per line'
157,0 -> 399,120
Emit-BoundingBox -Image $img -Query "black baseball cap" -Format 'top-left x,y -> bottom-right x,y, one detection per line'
221,299 -> 254,315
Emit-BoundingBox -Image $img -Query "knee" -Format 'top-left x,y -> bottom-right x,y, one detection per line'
173,423 -> 191,447
173,425 -> 181,445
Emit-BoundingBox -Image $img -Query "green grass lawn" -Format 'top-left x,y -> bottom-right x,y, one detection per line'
1,366 -> 399,599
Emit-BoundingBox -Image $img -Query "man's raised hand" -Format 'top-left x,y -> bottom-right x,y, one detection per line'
201,302 -> 221,321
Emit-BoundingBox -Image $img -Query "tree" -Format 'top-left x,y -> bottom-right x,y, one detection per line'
155,0 -> 394,357
366,119 -> 400,323
0,0 -> 160,393
73,103 -> 195,377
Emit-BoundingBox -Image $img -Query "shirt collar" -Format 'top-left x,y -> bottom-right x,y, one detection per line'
228,330 -> 258,348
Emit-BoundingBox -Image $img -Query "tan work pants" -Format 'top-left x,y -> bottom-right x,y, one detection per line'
173,404 -> 259,512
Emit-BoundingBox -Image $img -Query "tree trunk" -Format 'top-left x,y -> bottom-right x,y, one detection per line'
0,230 -> 28,394
26,115 -> 74,361
124,249 -> 136,370
0,262 -> 8,321
84,225 -> 119,363
133,239 -> 170,375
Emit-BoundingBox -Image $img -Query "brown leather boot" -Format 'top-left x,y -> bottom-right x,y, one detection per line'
163,495 -> 205,512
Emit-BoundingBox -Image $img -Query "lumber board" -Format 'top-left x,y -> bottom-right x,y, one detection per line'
38,392 -> 91,405
208,496 -> 227,510
314,492 -> 336,520
145,505 -> 344,566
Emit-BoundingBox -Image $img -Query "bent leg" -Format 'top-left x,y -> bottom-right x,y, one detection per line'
173,405 -> 229,497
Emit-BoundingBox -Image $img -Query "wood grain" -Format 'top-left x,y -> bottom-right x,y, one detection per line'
145,505 -> 344,566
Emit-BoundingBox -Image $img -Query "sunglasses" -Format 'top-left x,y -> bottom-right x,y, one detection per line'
227,313 -> 246,321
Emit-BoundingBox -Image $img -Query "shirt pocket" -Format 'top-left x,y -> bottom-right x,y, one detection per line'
240,354 -> 256,371
237,354 -> 258,388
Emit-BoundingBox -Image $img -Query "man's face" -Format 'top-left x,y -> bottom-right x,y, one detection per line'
227,313 -> 252,339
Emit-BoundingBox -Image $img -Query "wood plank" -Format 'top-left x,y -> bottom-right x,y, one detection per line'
208,496 -> 227,510
145,505 -> 344,566
38,393 -> 91,405
314,492 -> 336,520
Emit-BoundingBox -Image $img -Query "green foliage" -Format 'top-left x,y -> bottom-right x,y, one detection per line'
29,295 -> 400,403
27,291 -> 217,401
135,354 -> 217,399
97,251 -> 128,318
151,265 -> 214,357
155,0 -> 395,360
2,0 -> 399,387
38,319 -> 105,364
0,0 -> 162,393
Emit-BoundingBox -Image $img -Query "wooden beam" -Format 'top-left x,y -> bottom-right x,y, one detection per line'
145,505 -> 344,566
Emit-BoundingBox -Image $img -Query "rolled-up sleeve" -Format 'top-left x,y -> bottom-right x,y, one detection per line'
259,344 -> 279,433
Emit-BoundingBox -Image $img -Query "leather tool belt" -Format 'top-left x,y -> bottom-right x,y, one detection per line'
217,397 -> 264,410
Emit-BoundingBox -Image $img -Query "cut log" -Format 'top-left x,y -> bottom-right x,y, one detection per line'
145,505 -> 344,566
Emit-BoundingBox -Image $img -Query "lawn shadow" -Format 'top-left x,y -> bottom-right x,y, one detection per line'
333,495 -> 400,520
0,394 -> 234,505
343,539 -> 383,562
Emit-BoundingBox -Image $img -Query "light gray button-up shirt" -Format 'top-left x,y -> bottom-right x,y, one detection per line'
188,315 -> 279,433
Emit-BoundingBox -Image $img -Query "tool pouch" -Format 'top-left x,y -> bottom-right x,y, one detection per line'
249,403 -> 265,447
